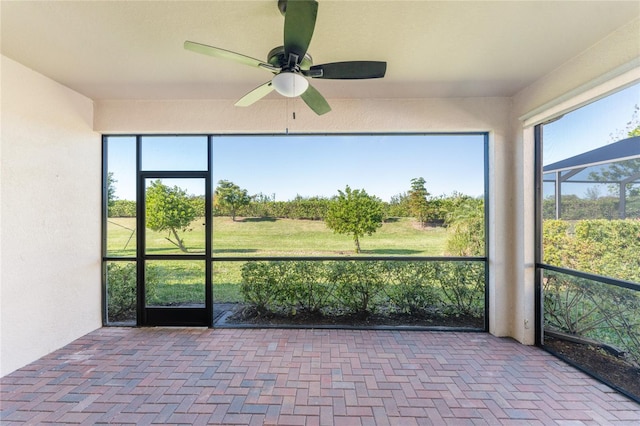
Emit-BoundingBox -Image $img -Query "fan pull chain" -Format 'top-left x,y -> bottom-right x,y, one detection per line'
286,99 -> 289,134
285,97 -> 296,134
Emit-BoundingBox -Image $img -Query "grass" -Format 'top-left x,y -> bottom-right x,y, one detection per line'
107,216 -> 454,303
107,216 -> 449,257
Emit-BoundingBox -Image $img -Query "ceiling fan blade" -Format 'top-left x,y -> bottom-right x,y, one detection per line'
300,84 -> 331,115
304,61 -> 387,79
235,81 -> 274,107
184,41 -> 279,72
283,0 -> 318,63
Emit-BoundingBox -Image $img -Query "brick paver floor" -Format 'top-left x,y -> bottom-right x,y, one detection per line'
1,328 -> 639,425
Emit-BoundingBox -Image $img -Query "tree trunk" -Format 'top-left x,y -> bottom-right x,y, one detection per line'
170,227 -> 188,253
354,236 -> 361,253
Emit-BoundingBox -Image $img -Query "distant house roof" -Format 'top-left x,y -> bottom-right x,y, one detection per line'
543,136 -> 640,173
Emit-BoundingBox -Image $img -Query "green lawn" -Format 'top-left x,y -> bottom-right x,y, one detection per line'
106,216 -> 453,303
107,216 -> 449,257
212,216 -> 448,256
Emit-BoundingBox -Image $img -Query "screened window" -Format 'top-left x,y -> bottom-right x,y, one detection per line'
536,82 -> 640,401
211,134 -> 486,257
540,83 -> 640,281
103,133 -> 488,330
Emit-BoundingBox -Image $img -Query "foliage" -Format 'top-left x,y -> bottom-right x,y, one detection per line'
242,192 -> 275,218
146,180 -> 197,253
214,180 -> 250,221
572,220 -> 640,280
385,262 -> 440,314
210,185 -> 486,230
543,219 -> 640,281
408,177 -> 430,227
445,197 -> 485,256
330,261 -> 387,315
279,261 -> 335,314
387,192 -> 411,218
542,195 -> 627,220
544,271 -> 640,366
240,262 -> 282,313
189,196 -> 206,217
437,262 -> 485,316
240,260 -> 486,319
107,172 -> 117,209
609,103 -> 640,141
109,199 -> 137,217
543,219 -> 640,365
325,186 -> 384,253
107,262 -> 159,323
588,158 -> 640,200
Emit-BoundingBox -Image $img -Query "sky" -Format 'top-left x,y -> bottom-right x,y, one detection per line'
107,82 -> 638,202
541,82 -> 639,198
542,83 -> 639,165
108,134 -> 486,202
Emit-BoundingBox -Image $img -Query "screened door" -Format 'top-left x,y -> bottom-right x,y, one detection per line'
139,174 -> 212,326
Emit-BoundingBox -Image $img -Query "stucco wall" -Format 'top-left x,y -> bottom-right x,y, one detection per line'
0,56 -> 101,376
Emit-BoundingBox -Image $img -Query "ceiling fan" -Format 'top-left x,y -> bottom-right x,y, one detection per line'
184,0 -> 387,115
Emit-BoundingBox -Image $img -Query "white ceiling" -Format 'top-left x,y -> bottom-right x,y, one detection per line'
1,1 -> 639,102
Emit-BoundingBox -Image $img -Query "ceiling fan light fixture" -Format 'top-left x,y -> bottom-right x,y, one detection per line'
272,72 -> 309,97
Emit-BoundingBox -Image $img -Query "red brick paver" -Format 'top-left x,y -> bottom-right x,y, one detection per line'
1,328 -> 638,424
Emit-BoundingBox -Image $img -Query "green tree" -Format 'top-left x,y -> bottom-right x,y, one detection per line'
387,192 -> 411,217
445,197 -> 484,256
107,172 -> 117,213
408,177 -> 430,227
146,180 -> 197,253
214,180 -> 251,221
325,186 -> 383,253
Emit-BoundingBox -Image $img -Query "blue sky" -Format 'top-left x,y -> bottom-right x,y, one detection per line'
543,83 -> 639,165
211,134 -> 485,202
109,134 -> 486,202
107,82 -> 638,202
541,82 -> 639,198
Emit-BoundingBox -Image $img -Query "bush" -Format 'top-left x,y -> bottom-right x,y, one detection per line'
239,260 -> 486,320
544,271 -> 640,366
437,262 -> 485,316
240,262 -> 283,314
385,262 -> 440,314
278,261 -> 335,315
106,262 -> 158,323
108,200 -> 136,217
543,219 -> 640,366
240,261 -> 336,315
543,219 -> 640,282
330,261 -> 387,315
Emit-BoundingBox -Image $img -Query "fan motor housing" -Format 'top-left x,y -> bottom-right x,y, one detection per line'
267,46 -> 313,70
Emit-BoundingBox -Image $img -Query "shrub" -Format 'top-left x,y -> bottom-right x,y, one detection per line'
543,219 -> 640,366
437,262 -> 485,316
385,262 -> 440,314
240,262 -> 283,314
107,262 -> 158,323
329,261 -> 387,315
239,260 -> 486,320
108,200 -> 136,217
543,219 -> 640,282
278,261 -> 335,315
544,271 -> 640,366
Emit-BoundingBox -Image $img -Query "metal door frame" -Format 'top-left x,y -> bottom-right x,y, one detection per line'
136,137 -> 213,327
